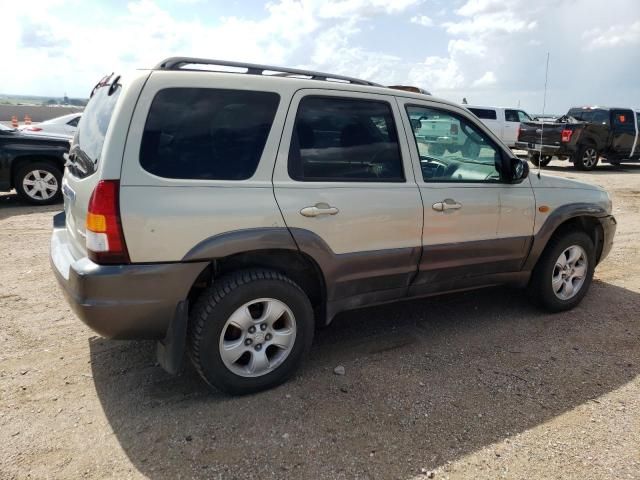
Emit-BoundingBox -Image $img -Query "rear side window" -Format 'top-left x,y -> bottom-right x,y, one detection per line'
140,88 -> 279,180
288,96 -> 404,182
592,110 -> 609,125
76,86 -> 121,167
468,108 -> 497,120
505,109 -> 519,122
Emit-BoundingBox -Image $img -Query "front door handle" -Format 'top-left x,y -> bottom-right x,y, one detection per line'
432,199 -> 462,212
300,203 -> 339,217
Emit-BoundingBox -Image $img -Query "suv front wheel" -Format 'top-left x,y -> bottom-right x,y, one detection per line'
528,231 -> 595,312
189,269 -> 314,395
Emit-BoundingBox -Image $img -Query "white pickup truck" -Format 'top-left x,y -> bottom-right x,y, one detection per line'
466,105 -> 534,148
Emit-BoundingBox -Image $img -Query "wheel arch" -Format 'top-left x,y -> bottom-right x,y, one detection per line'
525,208 -> 607,272
182,228 -> 328,325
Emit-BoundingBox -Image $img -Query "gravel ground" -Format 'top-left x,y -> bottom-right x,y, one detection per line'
1,162 -> 639,479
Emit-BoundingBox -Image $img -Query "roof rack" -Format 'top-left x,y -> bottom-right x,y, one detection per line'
154,57 -> 382,87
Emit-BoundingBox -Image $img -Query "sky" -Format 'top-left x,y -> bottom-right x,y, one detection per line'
1,0 -> 639,113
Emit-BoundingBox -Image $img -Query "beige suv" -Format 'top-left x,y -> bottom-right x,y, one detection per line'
50,58 -> 616,394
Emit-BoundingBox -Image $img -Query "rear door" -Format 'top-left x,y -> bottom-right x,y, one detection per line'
468,107 -> 502,142
504,109 -> 522,147
610,109 -> 635,158
272,90 -> 422,303
397,99 -> 536,294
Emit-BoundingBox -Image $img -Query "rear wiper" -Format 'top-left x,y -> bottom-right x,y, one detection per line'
67,145 -> 96,177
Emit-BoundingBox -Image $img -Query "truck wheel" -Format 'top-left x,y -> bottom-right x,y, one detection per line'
528,231 -> 595,312
189,269 -> 314,395
573,145 -> 599,171
14,162 -> 62,205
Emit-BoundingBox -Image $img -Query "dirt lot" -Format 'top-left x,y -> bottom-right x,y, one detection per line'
1,163 -> 639,479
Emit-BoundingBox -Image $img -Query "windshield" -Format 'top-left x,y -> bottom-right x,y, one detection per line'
73,83 -> 120,176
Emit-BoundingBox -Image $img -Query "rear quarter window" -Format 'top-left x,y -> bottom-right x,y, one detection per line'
468,108 -> 497,120
140,88 -> 280,180
77,86 -> 121,166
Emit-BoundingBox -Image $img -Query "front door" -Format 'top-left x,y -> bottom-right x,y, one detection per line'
272,90 -> 423,306
610,109 -> 636,159
398,100 -> 536,295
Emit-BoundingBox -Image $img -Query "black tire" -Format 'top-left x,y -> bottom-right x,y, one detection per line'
14,161 -> 63,205
527,231 -> 596,312
572,145 -> 599,171
189,269 -> 314,395
529,153 -> 551,167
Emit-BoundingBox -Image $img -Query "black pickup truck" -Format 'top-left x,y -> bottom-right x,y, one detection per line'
0,123 -> 70,204
516,107 -> 640,170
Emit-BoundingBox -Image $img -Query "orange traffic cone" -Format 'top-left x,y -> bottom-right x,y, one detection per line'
11,116 -> 18,128
24,115 -> 31,125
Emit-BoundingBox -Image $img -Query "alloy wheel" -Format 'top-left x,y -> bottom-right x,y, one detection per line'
219,298 -> 297,378
22,169 -> 59,201
582,148 -> 598,169
551,245 -> 588,300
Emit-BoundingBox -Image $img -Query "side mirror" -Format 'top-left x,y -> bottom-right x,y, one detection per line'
410,118 -> 422,131
510,157 -> 529,183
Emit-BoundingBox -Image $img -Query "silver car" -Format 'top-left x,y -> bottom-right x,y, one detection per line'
50,58 -> 616,395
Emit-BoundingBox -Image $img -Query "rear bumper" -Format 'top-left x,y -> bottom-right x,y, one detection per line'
598,215 -> 617,263
515,141 -> 568,156
50,212 -> 208,339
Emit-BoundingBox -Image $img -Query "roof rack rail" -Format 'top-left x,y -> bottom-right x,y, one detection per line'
154,57 -> 382,87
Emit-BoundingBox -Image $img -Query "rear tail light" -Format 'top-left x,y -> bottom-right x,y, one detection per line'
26,127 -> 43,131
561,129 -> 573,142
518,125 -> 522,140
450,123 -> 458,135
85,180 -> 130,264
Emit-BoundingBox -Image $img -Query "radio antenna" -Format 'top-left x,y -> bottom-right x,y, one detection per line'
538,52 -> 550,178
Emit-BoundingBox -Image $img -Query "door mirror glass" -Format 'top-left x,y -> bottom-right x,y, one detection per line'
511,157 -> 529,183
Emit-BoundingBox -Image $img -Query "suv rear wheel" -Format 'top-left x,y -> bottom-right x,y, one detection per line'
14,161 -> 62,205
528,231 -> 595,312
189,269 -> 314,395
573,145 -> 599,171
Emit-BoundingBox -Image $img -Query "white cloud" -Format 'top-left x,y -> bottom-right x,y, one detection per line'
443,12 -> 537,35
410,15 -> 434,27
408,56 -> 464,90
472,71 -> 497,87
583,21 -> 640,49
448,39 -> 486,57
1,0 -> 639,114
455,0 -> 512,17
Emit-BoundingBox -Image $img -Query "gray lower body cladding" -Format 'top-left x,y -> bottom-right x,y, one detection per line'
51,218 -> 208,339
50,212 -> 617,340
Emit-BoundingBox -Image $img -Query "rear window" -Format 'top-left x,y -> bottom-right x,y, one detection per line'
76,85 -> 121,167
140,88 -> 280,180
288,96 -> 404,182
468,108 -> 497,120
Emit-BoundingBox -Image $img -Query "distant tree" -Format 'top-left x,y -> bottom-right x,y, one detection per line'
46,99 -> 57,105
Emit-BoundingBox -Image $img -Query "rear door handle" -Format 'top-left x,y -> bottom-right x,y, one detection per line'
432,199 -> 462,212
300,203 -> 339,217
